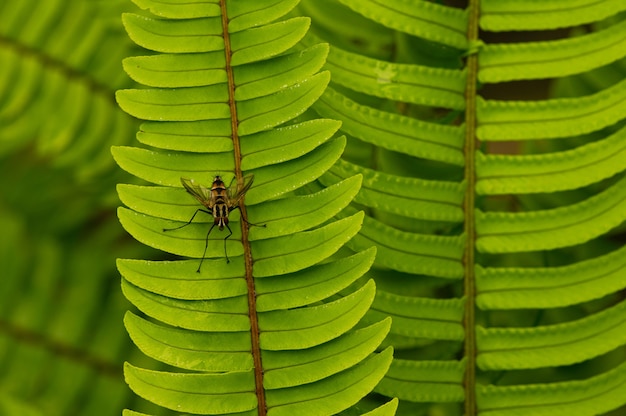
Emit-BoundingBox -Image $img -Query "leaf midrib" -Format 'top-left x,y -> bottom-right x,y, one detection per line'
219,1 -> 267,414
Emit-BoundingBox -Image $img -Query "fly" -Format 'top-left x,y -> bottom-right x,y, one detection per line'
163,175 -> 263,272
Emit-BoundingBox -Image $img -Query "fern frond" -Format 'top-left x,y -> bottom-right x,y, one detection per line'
0,207 -> 147,415
297,0 -> 626,414
0,0 -> 137,179
0,2 -> 155,415
115,1 -> 393,415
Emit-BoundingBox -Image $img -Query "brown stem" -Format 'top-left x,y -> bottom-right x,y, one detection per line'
463,1 -> 481,415
219,2 -> 266,414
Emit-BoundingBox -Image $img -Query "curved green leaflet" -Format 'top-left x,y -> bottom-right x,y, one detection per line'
476,78 -> 626,141
480,0 -> 626,31
476,244 -> 626,309
315,87 -> 465,166
479,21 -> 626,82
347,212 -> 465,278
477,298 -> 626,370
308,34 -> 466,109
321,158 -> 466,222
477,361 -> 626,416
376,359 -> 465,403
338,0 -> 468,50
367,292 -> 465,341
476,175 -> 626,253
476,124 -> 626,194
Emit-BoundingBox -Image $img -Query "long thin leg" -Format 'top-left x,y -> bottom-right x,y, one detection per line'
230,206 -> 266,228
197,222 -> 217,273
163,209 -> 211,232
241,217 -> 267,228
223,223 -> 233,263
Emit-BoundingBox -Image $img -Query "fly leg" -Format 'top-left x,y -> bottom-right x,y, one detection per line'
241,217 -> 267,228
197,223 -> 217,273
163,209 -> 211,232
223,223 -> 233,264
230,206 -> 266,229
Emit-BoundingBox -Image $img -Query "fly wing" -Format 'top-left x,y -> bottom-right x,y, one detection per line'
180,177 -> 212,208
229,175 -> 254,207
